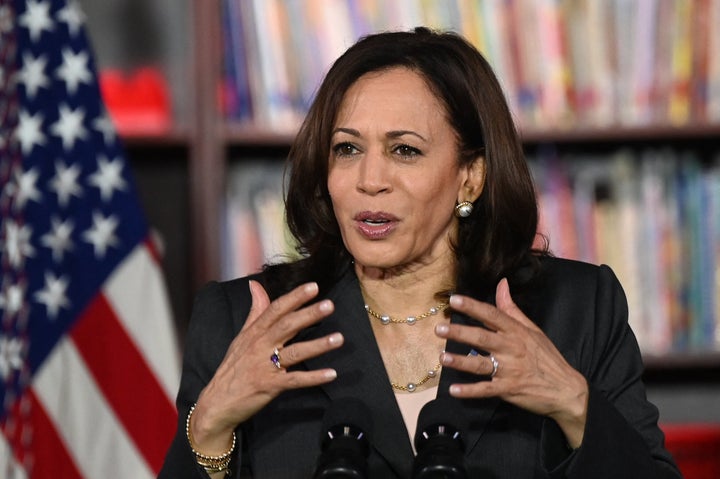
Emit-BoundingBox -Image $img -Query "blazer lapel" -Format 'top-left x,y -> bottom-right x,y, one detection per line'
298,270 -> 415,477
438,310 -> 501,460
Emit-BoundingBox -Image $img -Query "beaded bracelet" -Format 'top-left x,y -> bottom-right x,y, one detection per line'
186,403 -> 236,475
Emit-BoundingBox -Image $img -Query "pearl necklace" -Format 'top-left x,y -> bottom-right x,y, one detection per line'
363,299 -> 447,391
364,301 -> 449,325
390,362 -> 442,393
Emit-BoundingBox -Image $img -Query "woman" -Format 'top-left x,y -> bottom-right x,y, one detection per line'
159,28 -> 680,478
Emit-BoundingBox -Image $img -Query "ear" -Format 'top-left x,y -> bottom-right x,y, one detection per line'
458,155 -> 485,203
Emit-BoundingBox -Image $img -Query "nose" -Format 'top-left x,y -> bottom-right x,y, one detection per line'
356,149 -> 391,195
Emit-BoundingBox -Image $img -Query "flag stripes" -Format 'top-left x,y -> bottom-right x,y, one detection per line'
102,240 -> 180,401
2,390 -> 83,478
33,338 -> 154,478
71,287 -> 176,473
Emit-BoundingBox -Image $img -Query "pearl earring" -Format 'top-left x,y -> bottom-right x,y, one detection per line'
455,201 -> 474,218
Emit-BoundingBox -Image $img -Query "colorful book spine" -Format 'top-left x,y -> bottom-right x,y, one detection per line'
527,149 -> 720,354
218,0 -> 720,130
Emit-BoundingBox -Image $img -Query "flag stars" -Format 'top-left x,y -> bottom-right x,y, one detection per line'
4,221 -> 36,269
34,271 -> 71,319
2,284 -> 26,316
83,211 -> 119,258
57,0 -> 86,37
18,52 -> 50,99
41,217 -> 74,262
0,335 -> 24,380
50,103 -> 88,151
92,112 -> 116,145
49,160 -> 83,207
15,109 -> 47,155
18,0 -> 54,43
13,167 -> 43,211
88,155 -> 127,201
56,48 -> 92,95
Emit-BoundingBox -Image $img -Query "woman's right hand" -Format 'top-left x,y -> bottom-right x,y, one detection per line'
188,280 -> 343,455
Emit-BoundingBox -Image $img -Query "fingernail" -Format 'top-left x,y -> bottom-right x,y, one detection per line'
328,332 -> 343,346
449,295 -> 462,307
325,369 -> 337,379
318,300 -> 333,312
435,324 -> 449,335
305,282 -> 319,294
441,352 -> 452,365
449,384 -> 462,395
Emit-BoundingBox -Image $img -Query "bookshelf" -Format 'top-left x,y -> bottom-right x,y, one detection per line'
85,0 -> 719,421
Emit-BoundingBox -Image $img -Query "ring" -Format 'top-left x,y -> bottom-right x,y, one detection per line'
270,347 -> 282,369
489,354 -> 499,378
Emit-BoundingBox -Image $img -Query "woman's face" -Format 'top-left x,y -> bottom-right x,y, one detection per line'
327,67 -> 480,273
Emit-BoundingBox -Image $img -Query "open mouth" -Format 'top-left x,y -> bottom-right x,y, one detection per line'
354,211 -> 398,239
355,211 -> 398,223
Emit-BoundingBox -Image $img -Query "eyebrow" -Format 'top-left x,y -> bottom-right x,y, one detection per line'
331,127 -> 427,142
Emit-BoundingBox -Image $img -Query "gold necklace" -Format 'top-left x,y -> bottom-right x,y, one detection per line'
364,301 -> 449,325
390,362 -> 442,392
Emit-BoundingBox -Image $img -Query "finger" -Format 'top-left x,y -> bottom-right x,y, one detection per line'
435,323 -> 503,352
440,351 -> 498,377
257,282 -> 320,329
448,294 -> 509,333
247,280 -> 271,326
277,332 -> 344,368
281,369 -> 339,390
449,380 -> 501,399
272,298 -> 335,342
496,278 -> 539,331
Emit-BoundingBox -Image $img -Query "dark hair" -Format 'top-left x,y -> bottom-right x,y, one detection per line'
263,27 -> 543,298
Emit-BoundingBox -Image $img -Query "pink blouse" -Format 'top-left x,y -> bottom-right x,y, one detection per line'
394,386 -> 438,454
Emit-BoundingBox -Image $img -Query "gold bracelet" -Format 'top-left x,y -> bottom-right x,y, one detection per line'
201,462 -> 231,476
202,463 -> 231,474
195,455 -> 232,469
186,403 -> 236,470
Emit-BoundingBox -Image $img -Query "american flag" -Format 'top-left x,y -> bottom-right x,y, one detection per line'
0,0 -> 180,477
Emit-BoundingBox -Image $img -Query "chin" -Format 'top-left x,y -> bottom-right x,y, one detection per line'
351,252 -> 403,271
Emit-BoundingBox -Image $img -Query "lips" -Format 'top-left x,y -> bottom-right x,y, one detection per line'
353,211 -> 399,239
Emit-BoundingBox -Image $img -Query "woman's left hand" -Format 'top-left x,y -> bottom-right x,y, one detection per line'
435,278 -> 588,449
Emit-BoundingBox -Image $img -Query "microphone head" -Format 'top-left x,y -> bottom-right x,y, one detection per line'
414,396 -> 467,451
320,397 -> 373,443
314,398 -> 373,479
412,397 -> 469,479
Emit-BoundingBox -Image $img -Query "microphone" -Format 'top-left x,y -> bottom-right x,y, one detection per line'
412,397 -> 469,479
313,397 -> 373,478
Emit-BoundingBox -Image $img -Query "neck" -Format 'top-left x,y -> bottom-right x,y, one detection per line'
355,254 -> 456,318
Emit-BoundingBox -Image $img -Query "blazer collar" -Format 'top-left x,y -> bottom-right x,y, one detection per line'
439,308 -> 501,460
298,268 -> 499,475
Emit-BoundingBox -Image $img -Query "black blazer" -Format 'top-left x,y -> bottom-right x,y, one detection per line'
159,257 -> 681,478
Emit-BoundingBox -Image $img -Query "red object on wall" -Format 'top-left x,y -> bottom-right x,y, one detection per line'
99,66 -> 171,135
661,423 -> 720,479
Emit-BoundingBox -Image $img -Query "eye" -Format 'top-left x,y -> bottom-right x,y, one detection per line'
331,142 -> 360,157
392,143 -> 421,158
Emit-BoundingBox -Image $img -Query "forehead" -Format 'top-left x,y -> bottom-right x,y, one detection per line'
335,67 -> 448,126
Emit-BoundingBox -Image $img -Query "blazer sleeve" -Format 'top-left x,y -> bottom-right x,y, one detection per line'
158,280 -> 250,479
546,264 -> 681,479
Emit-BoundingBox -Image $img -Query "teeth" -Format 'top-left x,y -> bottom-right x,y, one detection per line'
364,219 -> 388,225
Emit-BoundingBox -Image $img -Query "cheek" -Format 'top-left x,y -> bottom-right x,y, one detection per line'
327,172 -> 349,211
424,175 -> 462,209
